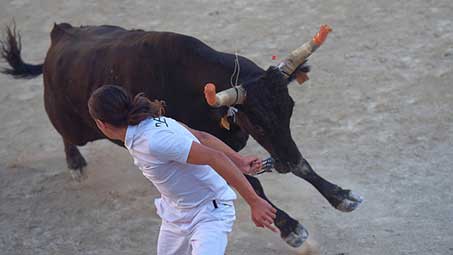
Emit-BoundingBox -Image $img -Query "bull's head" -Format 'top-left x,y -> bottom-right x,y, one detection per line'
204,25 -> 332,173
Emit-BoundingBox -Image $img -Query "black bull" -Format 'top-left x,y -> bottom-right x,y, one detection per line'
1,23 -> 363,247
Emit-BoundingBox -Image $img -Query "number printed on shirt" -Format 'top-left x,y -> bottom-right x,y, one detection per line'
153,117 -> 169,128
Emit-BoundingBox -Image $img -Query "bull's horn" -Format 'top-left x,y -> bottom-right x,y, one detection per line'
278,24 -> 332,77
204,83 -> 246,107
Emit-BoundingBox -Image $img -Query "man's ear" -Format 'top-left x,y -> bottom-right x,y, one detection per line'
95,119 -> 107,130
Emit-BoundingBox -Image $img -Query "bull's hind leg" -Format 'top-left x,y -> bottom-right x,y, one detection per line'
43,89 -> 94,181
245,175 -> 308,247
64,139 -> 87,181
292,157 -> 364,212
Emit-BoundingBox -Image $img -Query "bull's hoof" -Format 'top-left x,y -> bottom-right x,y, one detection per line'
66,153 -> 87,182
282,222 -> 309,248
69,168 -> 87,182
67,152 -> 87,170
335,190 -> 364,212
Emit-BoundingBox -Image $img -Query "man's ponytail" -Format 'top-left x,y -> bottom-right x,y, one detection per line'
127,93 -> 165,125
88,85 -> 165,127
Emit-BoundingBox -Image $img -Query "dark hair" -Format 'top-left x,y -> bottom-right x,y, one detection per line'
88,85 -> 165,126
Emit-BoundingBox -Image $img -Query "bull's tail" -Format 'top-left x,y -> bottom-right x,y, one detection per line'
0,22 -> 43,79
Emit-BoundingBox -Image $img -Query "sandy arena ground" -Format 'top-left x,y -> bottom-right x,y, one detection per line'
1,0 -> 452,254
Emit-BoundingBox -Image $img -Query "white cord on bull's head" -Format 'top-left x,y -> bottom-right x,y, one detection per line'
224,50 -> 241,122
226,106 -> 238,123
230,50 -> 241,88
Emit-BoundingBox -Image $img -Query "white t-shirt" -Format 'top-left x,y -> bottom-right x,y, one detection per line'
124,116 -> 237,213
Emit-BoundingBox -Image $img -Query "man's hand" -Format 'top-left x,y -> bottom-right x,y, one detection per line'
186,141 -> 278,233
180,124 -> 264,175
236,156 -> 262,175
250,197 -> 278,233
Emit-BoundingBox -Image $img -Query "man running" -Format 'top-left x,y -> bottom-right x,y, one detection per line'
88,85 -> 277,255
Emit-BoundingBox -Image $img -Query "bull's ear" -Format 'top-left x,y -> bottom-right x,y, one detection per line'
288,62 -> 311,85
297,61 -> 311,73
220,115 -> 231,130
295,71 -> 309,85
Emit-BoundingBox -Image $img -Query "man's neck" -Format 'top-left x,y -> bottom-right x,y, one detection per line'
117,127 -> 127,142
111,126 -> 127,142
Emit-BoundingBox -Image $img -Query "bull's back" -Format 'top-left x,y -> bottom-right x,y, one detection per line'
42,23 -> 257,147
42,23 -> 211,143
44,23 -> 186,95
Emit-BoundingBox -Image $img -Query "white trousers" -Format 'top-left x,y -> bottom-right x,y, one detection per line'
156,199 -> 236,255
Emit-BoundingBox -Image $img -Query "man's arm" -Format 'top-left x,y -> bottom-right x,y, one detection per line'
180,123 -> 261,174
186,141 -> 277,232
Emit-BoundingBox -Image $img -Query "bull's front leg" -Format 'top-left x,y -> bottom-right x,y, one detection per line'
245,175 -> 308,248
291,157 -> 364,212
216,126 -> 308,246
